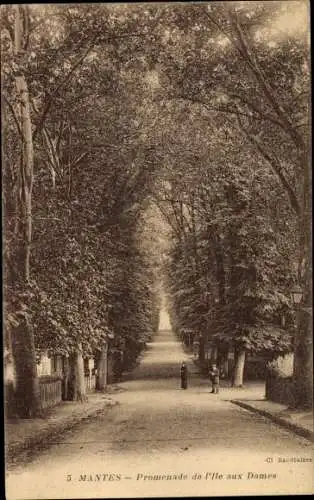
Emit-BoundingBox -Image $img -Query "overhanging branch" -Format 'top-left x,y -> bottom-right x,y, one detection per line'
33,34 -> 99,140
234,114 -> 301,217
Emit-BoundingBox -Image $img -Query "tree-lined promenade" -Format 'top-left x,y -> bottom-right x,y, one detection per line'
2,2 -> 312,418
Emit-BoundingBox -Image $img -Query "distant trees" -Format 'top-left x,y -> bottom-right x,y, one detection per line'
107,220 -> 161,378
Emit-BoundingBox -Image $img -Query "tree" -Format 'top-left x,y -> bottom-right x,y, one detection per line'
3,5 -> 41,417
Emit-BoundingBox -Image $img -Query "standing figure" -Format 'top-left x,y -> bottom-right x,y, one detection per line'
180,362 -> 188,389
209,363 -> 220,394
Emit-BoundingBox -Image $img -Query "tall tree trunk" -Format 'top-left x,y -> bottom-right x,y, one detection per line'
293,148 -> 313,409
62,356 -> 70,401
199,334 -> 205,364
95,343 -> 108,391
68,344 -> 88,402
10,5 -> 41,418
293,307 -> 313,409
232,348 -> 246,387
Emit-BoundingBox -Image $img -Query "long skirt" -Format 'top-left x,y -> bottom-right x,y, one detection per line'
181,376 -> 188,389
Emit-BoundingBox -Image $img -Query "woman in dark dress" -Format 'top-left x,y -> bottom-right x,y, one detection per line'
180,362 -> 188,389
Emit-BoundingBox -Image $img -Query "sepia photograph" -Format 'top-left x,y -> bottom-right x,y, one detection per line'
2,1 -> 313,498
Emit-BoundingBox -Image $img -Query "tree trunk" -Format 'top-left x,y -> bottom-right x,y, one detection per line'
14,6 -> 33,283
293,147 -> 313,409
95,344 -> 108,391
232,348 -> 246,387
223,357 -> 229,379
112,351 -> 123,382
62,356 -> 70,401
9,6 -> 41,418
95,351 -> 101,390
68,345 -> 88,402
210,346 -> 218,365
293,308 -> 313,409
10,316 -> 41,417
199,335 -> 205,364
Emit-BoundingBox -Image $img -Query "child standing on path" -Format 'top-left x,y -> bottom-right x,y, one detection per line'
209,363 -> 220,394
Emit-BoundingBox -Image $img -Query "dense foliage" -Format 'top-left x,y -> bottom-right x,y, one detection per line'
2,2 -> 311,412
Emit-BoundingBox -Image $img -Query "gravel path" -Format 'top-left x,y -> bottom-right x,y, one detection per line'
6,330 -> 313,499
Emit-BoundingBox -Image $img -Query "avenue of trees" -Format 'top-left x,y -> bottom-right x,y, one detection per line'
2,2 -> 311,416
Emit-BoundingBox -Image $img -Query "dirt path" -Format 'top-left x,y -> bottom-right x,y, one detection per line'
6,330 -> 313,498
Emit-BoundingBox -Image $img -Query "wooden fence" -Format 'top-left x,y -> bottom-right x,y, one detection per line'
39,376 -> 62,409
6,373 -> 96,415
